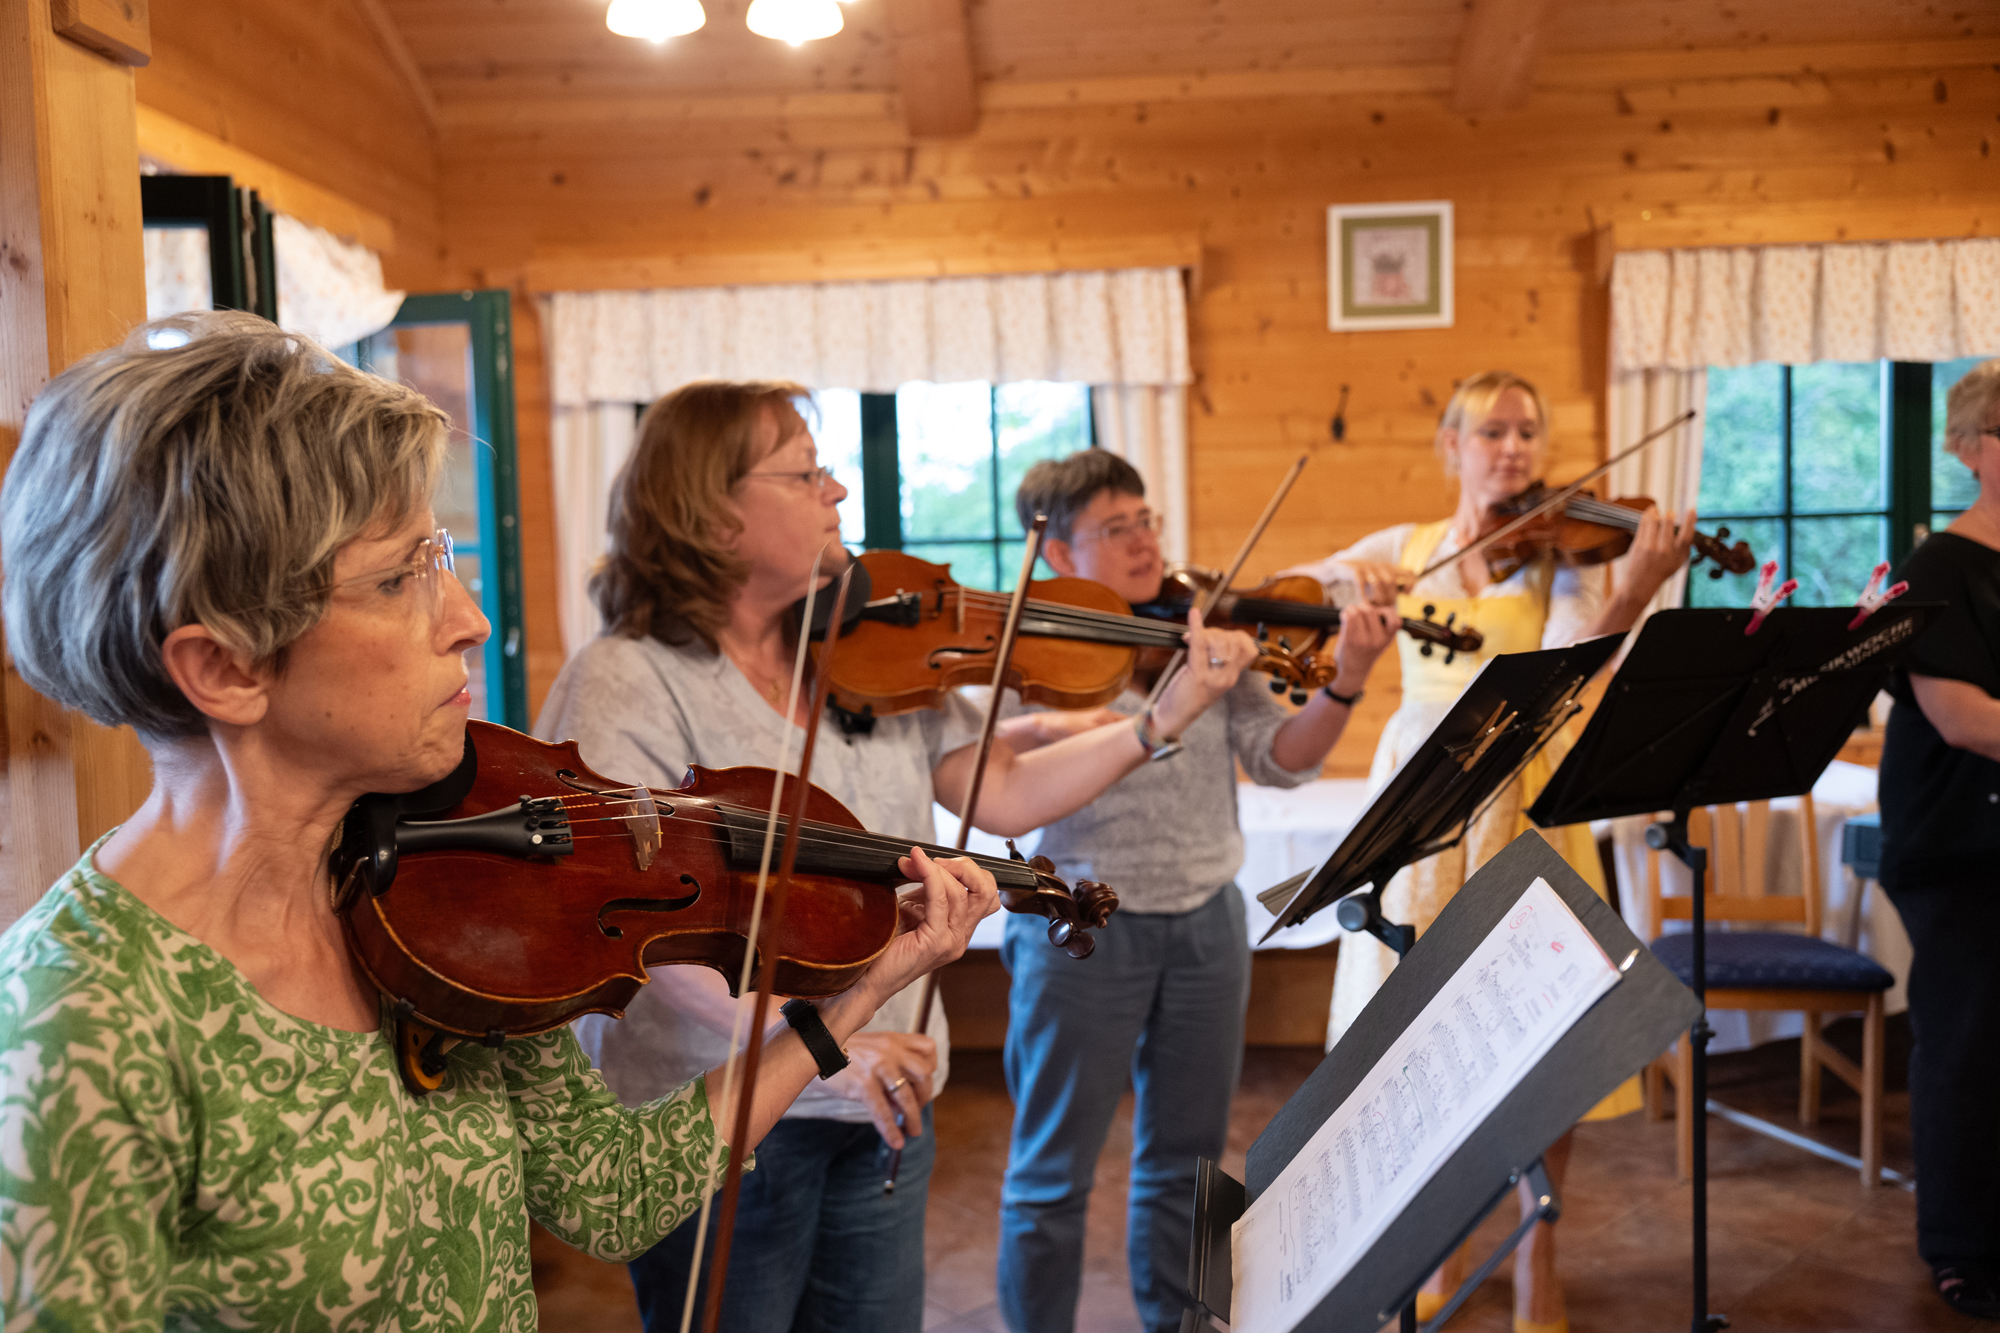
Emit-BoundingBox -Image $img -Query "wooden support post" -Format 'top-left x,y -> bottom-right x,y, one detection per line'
0,0 -> 155,926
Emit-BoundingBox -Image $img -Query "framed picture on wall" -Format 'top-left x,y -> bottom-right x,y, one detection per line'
1327,200 -> 1454,331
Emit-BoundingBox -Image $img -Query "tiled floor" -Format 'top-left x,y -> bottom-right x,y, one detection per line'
532,1019 -> 1978,1333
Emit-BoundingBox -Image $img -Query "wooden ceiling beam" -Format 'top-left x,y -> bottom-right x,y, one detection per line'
1451,0 -> 1558,116
884,0 -> 978,139
352,0 -> 440,134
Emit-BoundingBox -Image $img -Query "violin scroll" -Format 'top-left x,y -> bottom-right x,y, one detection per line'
1002,843 -> 1120,959
1690,524 -> 1757,579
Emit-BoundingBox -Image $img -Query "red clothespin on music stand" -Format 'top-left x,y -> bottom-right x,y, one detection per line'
1743,561 -> 1798,635
1847,561 -> 1909,630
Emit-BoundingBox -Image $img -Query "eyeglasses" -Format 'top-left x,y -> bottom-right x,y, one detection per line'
328,528 -> 457,622
1073,510 -> 1165,547
743,465 -> 837,494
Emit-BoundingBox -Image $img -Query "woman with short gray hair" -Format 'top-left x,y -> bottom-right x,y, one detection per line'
0,312 -> 997,1330
1877,357 -> 2000,1320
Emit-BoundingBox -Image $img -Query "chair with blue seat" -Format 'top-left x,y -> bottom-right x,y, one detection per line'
1639,796 -> 1890,1187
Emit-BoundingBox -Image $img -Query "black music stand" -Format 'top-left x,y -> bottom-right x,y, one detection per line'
1185,832 -> 1702,1333
1259,636 -> 1624,956
1527,603 -> 1934,1333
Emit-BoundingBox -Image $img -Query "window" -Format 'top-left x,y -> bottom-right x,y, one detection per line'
1689,358 -> 1985,608
815,382 -> 1096,589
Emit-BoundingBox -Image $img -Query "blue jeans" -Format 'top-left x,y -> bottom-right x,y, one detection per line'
627,1106 -> 934,1333
997,886 -> 1250,1333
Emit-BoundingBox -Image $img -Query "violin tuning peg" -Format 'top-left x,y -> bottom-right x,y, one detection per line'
1290,689 -> 1309,706
1444,612 -> 1456,628
1420,642 -> 1434,658
1422,603 -> 1437,619
1710,566 -> 1726,580
1269,678 -> 1287,695
1444,650 -> 1456,665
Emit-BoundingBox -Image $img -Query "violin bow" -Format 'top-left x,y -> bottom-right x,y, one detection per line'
685,555 -> 859,1333
881,513 -> 1051,1195
1141,454 -> 1310,711
1410,409 -> 1698,583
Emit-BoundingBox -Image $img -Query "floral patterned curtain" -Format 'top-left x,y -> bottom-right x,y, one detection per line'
541,268 -> 1192,407
1612,238 -> 2000,372
142,213 -> 405,350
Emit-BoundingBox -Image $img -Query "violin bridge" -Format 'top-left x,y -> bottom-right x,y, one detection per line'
605,786 -> 662,871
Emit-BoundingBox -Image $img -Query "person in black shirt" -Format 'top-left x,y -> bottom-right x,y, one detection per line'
1878,357 -> 2000,1321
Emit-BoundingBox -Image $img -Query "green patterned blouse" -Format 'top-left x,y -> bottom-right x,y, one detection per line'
0,848 -> 728,1330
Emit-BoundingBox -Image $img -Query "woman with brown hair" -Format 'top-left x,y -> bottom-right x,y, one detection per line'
536,380 -> 1262,1333
1290,370 -> 1696,1333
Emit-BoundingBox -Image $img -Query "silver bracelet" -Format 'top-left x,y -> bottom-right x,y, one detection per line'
1133,706 -> 1183,762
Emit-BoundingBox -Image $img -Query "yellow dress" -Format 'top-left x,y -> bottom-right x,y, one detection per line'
1325,520 -> 1643,1120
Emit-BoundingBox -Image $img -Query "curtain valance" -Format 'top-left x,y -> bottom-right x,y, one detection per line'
1611,239 -> 2000,372
543,267 -> 1191,407
143,214 -> 405,349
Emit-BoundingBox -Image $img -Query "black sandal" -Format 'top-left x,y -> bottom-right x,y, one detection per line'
1934,1266 -> 2000,1320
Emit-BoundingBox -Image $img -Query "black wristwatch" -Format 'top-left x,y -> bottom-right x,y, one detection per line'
1321,683 -> 1365,708
781,998 -> 851,1080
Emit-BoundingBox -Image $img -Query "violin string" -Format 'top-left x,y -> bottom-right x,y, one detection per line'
944,589 -> 1190,644
557,809 -> 1036,876
537,789 -> 1013,864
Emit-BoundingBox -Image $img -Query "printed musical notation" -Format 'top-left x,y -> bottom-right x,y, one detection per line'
1231,878 -> 1620,1333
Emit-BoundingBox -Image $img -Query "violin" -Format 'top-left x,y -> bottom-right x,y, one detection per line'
332,720 -> 1116,1095
810,549 -> 1336,719
1134,564 -> 1487,701
1482,482 -> 1756,582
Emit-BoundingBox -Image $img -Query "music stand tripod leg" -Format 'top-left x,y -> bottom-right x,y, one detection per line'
1646,812 -> 1728,1333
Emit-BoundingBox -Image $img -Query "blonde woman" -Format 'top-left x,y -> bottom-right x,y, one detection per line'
1289,371 -> 1694,1333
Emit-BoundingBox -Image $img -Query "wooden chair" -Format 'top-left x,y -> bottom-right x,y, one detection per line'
1638,796 -> 1890,1188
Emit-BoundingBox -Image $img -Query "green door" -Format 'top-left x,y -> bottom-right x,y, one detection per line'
357,292 -> 527,728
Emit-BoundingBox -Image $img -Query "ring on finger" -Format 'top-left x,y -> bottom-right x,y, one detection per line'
885,1076 -> 908,1094
1208,656 -> 1226,668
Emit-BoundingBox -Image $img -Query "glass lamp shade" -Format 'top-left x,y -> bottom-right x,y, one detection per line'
606,0 -> 706,40
745,0 -> 843,45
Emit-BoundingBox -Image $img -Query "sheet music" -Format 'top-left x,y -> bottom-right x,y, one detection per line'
1230,878 -> 1619,1333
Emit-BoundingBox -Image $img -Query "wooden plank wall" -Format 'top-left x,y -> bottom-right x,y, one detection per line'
429,43 -> 2000,765
134,0 -> 443,287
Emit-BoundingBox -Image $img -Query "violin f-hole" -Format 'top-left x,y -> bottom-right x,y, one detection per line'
597,874 -> 702,938
925,639 -> 997,670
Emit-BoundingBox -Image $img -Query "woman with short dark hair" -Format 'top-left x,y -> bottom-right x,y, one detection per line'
0,314 -> 997,1330
1878,358 -> 2000,1321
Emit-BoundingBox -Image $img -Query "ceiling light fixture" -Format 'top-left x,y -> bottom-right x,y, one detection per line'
606,0 -> 706,41
745,0 -> 843,46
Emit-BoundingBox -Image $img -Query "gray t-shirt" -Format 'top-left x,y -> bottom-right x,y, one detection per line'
1000,674 -> 1322,915
537,632 -> 980,1122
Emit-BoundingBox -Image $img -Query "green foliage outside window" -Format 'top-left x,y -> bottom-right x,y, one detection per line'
816,382 -> 1094,590
1690,358 -> 1982,610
